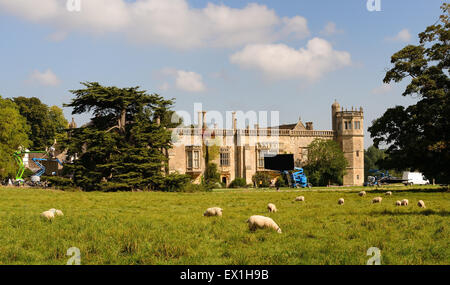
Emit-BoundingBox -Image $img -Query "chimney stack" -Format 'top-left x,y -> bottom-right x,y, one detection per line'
232,112 -> 237,130
202,111 -> 207,129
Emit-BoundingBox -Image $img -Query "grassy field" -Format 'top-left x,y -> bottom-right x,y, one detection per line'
0,185 -> 448,265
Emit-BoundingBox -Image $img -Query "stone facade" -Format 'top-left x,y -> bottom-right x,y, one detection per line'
167,101 -> 364,186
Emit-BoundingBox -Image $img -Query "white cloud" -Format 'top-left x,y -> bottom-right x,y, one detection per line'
159,82 -> 170,91
28,69 -> 60,86
386,29 -> 411,42
175,70 -> 206,92
0,0 -> 310,49
320,22 -> 343,36
371,83 -> 392,94
280,16 -> 310,39
230,38 -> 351,80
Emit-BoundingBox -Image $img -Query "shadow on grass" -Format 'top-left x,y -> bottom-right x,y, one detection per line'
372,209 -> 450,217
366,187 -> 449,194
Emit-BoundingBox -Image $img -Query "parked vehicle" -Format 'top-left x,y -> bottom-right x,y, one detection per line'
402,171 -> 430,185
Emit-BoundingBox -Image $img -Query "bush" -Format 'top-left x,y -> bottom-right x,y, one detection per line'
178,183 -> 211,193
275,175 -> 287,188
252,171 -> 271,188
161,172 -> 191,192
43,176 -> 76,190
229,178 -> 247,188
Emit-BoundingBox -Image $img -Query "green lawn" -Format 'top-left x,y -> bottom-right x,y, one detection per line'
0,185 -> 448,265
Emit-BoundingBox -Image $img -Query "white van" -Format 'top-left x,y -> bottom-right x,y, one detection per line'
402,171 -> 430,185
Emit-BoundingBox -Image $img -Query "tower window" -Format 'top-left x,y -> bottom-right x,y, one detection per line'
356,151 -> 360,157
354,121 -> 361,129
344,121 -> 348,130
357,175 -> 360,180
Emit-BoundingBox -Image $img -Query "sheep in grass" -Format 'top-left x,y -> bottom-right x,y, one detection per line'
295,196 -> 305,202
372,197 -> 383,204
385,191 -> 392,196
247,215 -> 282,234
359,191 -> 366,197
267,203 -> 277,213
401,199 -> 409,206
40,210 -> 55,221
417,200 -> 426,208
48,208 -> 64,216
338,198 -> 344,205
203,207 -> 223,217
395,200 -> 402,206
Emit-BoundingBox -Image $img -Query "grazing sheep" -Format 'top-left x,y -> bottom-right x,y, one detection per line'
203,207 -> 223,217
338,198 -> 344,205
385,191 -> 392,196
267,203 -> 277,213
417,200 -> 426,208
359,191 -> 366,197
395,200 -> 402,206
401,199 -> 409,206
247,215 -> 282,233
372,197 -> 383,203
40,210 -> 55,221
55,209 -> 64,216
295,196 -> 305,202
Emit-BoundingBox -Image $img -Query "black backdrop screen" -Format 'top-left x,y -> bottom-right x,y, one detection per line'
264,154 -> 294,171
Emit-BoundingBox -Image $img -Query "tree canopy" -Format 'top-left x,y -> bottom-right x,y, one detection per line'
62,82 -> 187,191
13,97 -> 68,150
368,4 -> 449,183
303,139 -> 348,186
0,97 -> 31,179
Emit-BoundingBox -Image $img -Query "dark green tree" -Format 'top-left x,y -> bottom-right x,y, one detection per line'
364,146 -> 386,179
0,97 -> 31,179
13,97 -> 67,149
364,146 -> 403,180
303,139 -> 348,186
62,82 -> 186,191
368,4 -> 449,184
202,162 -> 221,189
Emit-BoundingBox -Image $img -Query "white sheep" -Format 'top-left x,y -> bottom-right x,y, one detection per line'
385,191 -> 392,196
372,197 -> 383,203
395,200 -> 402,206
48,208 -> 64,216
359,191 -> 366,197
417,200 -> 426,208
247,215 -> 282,233
40,210 -> 55,221
267,203 -> 277,213
338,198 -> 344,205
203,207 -> 223,217
401,199 -> 409,206
295,196 -> 305,201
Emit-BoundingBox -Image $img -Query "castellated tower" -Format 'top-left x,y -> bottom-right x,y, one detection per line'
332,101 -> 364,186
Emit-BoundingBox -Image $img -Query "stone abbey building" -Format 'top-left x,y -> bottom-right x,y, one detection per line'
168,101 -> 364,186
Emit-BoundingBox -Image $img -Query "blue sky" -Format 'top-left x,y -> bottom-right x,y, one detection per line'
0,0 -> 445,148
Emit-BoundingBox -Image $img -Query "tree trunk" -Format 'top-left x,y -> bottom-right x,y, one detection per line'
119,109 -> 126,133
